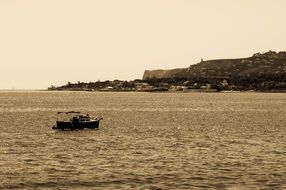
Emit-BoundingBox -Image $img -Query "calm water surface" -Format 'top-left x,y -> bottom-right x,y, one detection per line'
0,91 -> 285,189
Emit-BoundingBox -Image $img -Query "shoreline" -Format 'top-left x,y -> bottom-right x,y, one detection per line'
1,89 -> 285,93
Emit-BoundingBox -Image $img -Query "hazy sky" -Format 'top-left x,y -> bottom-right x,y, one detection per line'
1,0 -> 286,89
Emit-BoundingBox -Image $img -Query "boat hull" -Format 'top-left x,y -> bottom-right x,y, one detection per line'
53,120 -> 100,130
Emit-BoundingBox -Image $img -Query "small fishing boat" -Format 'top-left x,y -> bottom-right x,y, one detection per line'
52,111 -> 102,130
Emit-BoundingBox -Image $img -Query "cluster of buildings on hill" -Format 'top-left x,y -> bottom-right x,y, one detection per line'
48,80 -> 169,92
48,79 -> 268,92
252,50 -> 286,59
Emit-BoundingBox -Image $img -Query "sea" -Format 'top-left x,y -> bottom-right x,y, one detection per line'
0,91 -> 285,190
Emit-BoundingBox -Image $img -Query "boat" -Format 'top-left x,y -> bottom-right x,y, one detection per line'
52,111 -> 102,130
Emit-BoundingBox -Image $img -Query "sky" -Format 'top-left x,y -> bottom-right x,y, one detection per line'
0,0 -> 286,89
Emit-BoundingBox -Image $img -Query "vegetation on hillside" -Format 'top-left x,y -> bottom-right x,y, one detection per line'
142,51 -> 286,91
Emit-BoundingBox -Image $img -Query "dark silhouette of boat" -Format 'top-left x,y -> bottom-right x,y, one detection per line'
52,111 -> 102,130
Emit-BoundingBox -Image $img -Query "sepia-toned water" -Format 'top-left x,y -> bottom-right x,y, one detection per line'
0,91 -> 285,189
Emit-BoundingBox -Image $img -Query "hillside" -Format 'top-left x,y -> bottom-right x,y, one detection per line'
143,51 -> 286,81
49,51 -> 286,92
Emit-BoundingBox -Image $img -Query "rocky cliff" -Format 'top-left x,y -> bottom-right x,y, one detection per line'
143,68 -> 186,80
142,51 -> 286,80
